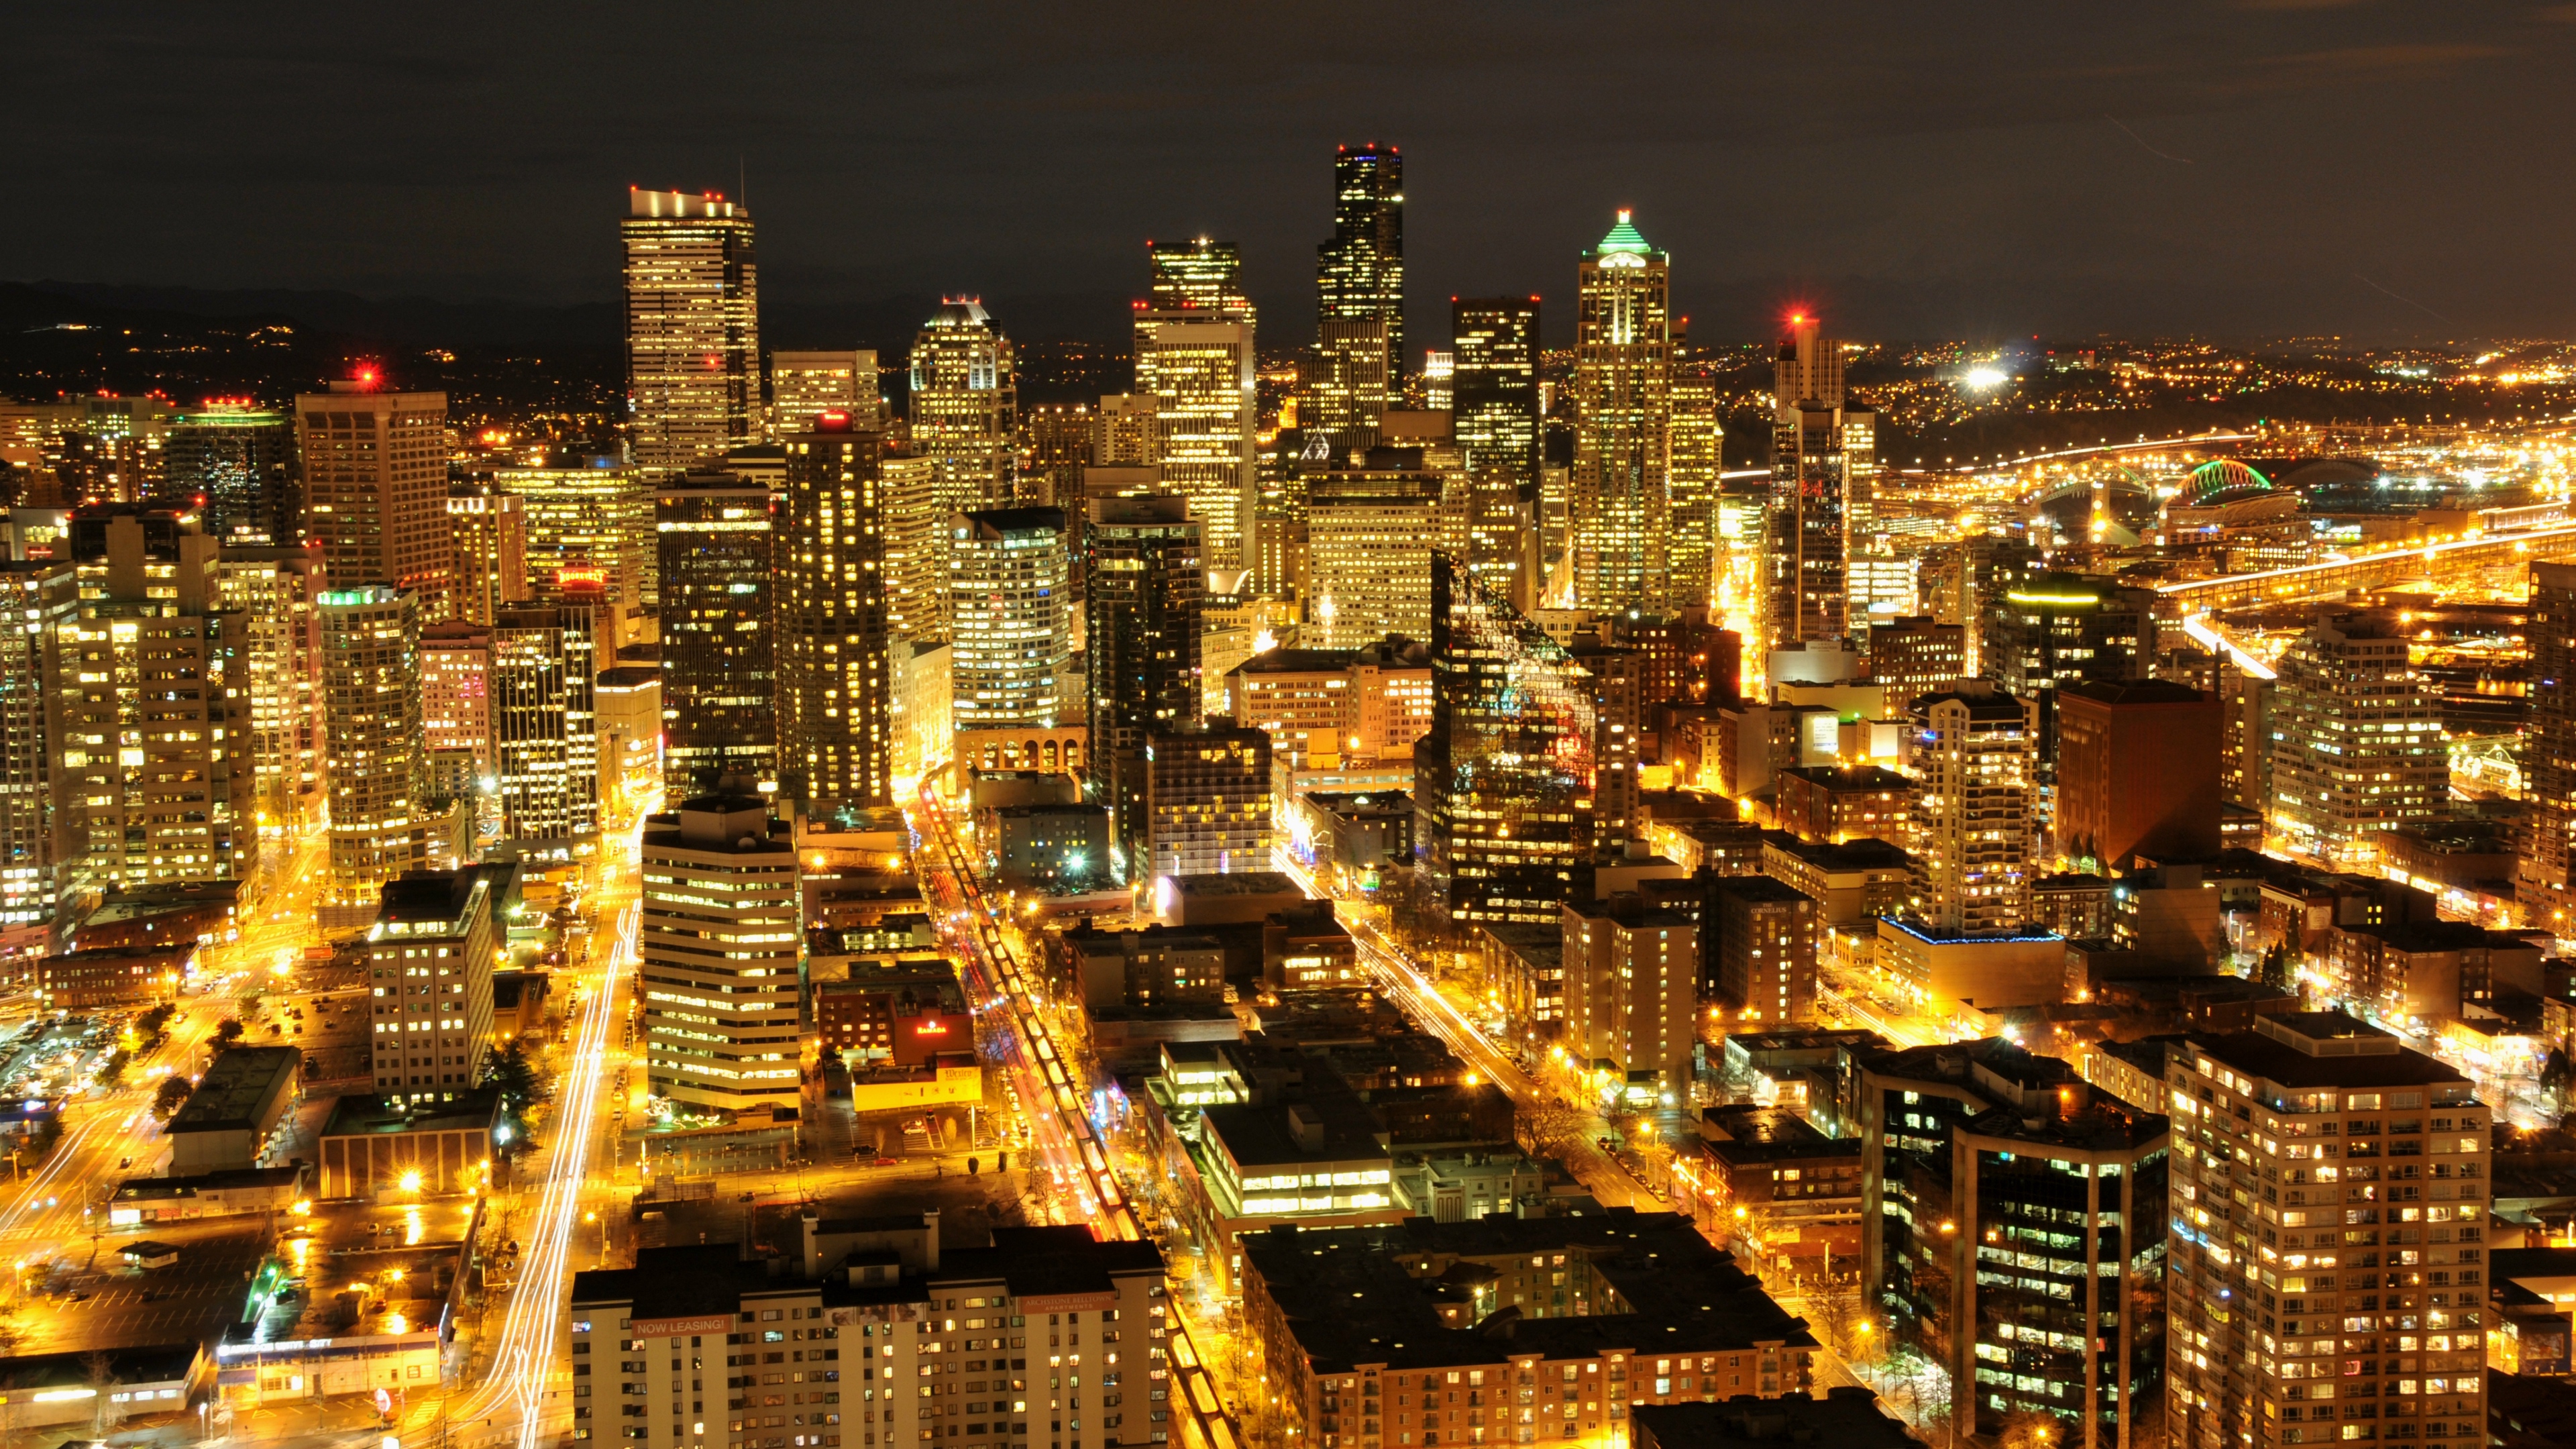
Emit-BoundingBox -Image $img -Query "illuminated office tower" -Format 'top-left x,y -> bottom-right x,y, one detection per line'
655,474 -> 777,792
640,792 -> 801,1112
1570,211 -> 1672,613
445,485 -> 530,626
1019,402 -> 1093,510
1667,355 -> 1724,614
1316,143 -> 1404,380
1303,317 -> 1390,462
1085,496 -> 1205,873
623,187 -> 760,474
296,383 -> 453,618
1419,350 -> 1452,410
320,585 -> 428,910
775,418 -> 895,808
1133,305 -> 1257,573
1866,615 -> 1966,714
1144,724 -> 1272,877
164,402 -> 297,542
494,464 -> 649,614
948,506 -> 1070,733
419,621 -> 493,807
1765,314 -> 1876,650
769,350 -> 879,436
1148,237 -> 1252,314
56,509 -> 258,896
2167,1013 -> 2490,1449
1306,469 -> 1440,649
1911,681 -> 2034,932
0,562 -> 75,936
1415,553 -> 1595,928
907,300 -> 1017,510
2528,561 -> 2576,922
209,545 -> 327,829
1093,393 -> 1163,466
365,863 -> 506,1103
2269,612 -> 2445,868
490,602 -> 600,858
882,454 -> 951,645
1452,298 -> 1540,493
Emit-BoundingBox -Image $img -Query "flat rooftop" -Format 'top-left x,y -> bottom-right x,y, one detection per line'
319,1090 -> 503,1140
168,1046 -> 299,1134
239,1193 -> 480,1348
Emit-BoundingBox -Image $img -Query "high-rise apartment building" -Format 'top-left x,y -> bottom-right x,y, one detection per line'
1018,402 -> 1093,510
655,475 -> 777,792
56,509 -> 258,896
1085,496 -> 1205,873
1144,724 -> 1273,877
623,188 -> 760,474
2057,679 -> 2222,873
320,585 -> 428,912
2269,612 -> 2445,868
948,506 -> 1071,733
1570,212 -> 1672,613
1703,875 -> 1820,1026
297,383 -> 452,618
0,562 -> 76,936
769,349 -> 879,436
882,453 -> 957,645
490,602 -> 600,857
209,545 -> 327,829
1133,308 -> 1257,574
908,300 -> 1017,510
640,793 -> 801,1111
1316,143 -> 1405,380
1912,680 -> 2034,932
446,485 -> 531,626
1092,393 -> 1163,467
2166,1012 -> 2489,1449
1416,554 -> 1595,926
419,620 -> 493,806
1303,318 -> 1390,462
776,420 -> 894,808
1305,468 -> 1442,649
1866,615 -> 1966,715
2529,561 -> 2576,922
364,864 -> 506,1102
1764,316 -> 1876,650
495,464 -> 651,614
1562,895 -> 1699,1093
164,403 -> 297,543
1147,237 -> 1252,314
1860,1038 -> 2169,1448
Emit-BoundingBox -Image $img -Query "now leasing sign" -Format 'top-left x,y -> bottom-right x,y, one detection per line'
633,1315 -> 737,1338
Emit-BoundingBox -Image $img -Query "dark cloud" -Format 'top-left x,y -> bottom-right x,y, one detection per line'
1,1 -> 2566,347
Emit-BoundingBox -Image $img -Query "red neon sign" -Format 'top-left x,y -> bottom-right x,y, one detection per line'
914,1020 -> 949,1036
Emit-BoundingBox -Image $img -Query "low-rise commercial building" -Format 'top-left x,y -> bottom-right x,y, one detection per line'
168,1044 -> 301,1174
315,1090 -> 504,1199
1876,916 -> 2065,1013
216,1192 -> 481,1403
37,942 -> 194,1009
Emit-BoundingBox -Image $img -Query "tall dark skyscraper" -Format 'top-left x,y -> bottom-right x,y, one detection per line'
1451,297 -> 1540,490
657,475 -> 777,792
777,419 -> 894,808
1415,553 -> 1595,928
1317,144 -> 1404,378
2530,560 -> 2576,924
1146,239 -> 1252,315
1084,495 -> 1204,877
1764,314 -> 1875,651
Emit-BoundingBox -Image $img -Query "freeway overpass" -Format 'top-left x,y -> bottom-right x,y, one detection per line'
2153,523 -> 2576,616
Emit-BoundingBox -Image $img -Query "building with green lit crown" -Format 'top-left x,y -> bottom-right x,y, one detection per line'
1571,211 -> 1673,613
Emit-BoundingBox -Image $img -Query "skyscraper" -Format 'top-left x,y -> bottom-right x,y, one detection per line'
640,792 -> 802,1112
1415,553 -> 1596,927
1085,496 -> 1204,874
948,506 -> 1071,733
296,382 -> 452,619
1316,143 -> 1404,380
769,350 -> 880,437
56,508 -> 258,896
1911,680 -> 2034,932
445,485 -> 530,626
776,419 -> 894,808
1765,315 -> 1876,650
2166,1012 -> 2490,1449
1146,237 -> 1252,314
1018,402 -> 1093,511
623,188 -> 760,475
656,474 -> 777,792
496,464 -> 651,617
907,300 -> 1018,512
2528,561 -> 2576,922
490,602 -> 600,857
1667,346 -> 1725,614
164,402 -> 297,543
1133,305 -> 1256,574
1571,211 -> 1672,613
2055,678 -> 2222,874
320,584 -> 428,912
1451,297 -> 1541,498
1305,468 -> 1442,649
1302,317 -> 1390,462
209,545 -> 328,830
2269,611 -> 2445,867
364,864 -> 505,1103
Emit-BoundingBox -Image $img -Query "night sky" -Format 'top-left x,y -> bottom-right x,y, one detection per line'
11,2 -> 2576,347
